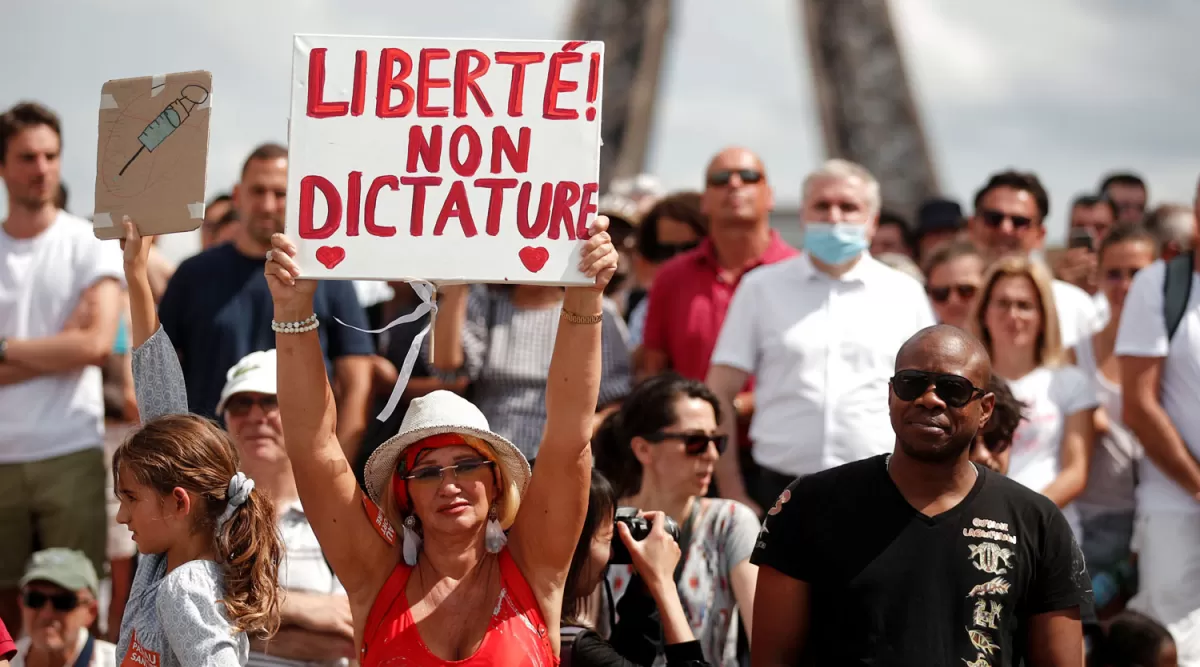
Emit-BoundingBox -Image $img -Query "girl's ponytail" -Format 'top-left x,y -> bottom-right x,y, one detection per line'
216,478 -> 282,637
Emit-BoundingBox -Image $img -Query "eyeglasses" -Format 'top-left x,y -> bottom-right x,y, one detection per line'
979,209 -> 1035,230
23,590 -> 80,612
706,169 -> 763,187
642,241 -> 698,263
644,432 -> 728,456
1104,267 -> 1141,282
890,370 -> 985,408
225,395 -> 279,417
927,284 -> 978,304
404,459 -> 495,485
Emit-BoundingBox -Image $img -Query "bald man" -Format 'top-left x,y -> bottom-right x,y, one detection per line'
751,325 -> 1093,666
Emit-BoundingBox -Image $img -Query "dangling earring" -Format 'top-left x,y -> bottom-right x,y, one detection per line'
402,515 -> 422,566
484,505 -> 507,554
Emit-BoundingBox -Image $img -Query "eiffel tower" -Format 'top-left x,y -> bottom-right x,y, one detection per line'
568,0 -> 940,220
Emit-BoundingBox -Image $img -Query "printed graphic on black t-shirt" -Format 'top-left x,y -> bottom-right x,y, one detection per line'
751,455 -> 1093,666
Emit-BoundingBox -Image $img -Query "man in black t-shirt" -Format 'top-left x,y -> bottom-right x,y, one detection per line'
751,325 -> 1093,666
158,144 -> 375,452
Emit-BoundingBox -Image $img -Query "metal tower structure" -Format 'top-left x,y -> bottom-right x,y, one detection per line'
569,0 -> 939,217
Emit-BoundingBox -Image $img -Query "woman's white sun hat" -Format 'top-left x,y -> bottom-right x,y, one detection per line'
362,390 -> 531,529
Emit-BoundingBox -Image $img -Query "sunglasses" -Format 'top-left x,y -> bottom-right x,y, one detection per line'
979,209 -> 1035,230
23,589 -> 80,612
927,284 -> 978,304
1104,267 -> 1141,282
404,459 -> 495,485
706,169 -> 763,187
642,241 -> 698,263
644,431 -> 728,456
890,370 -> 985,408
225,394 -> 279,417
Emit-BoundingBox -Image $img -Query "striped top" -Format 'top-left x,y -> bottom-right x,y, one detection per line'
428,286 -> 633,460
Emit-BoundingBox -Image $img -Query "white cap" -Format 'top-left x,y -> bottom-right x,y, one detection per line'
216,349 -> 277,415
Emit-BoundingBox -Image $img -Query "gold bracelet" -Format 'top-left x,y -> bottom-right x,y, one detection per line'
561,308 -> 603,325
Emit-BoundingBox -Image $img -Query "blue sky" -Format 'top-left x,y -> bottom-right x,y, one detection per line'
3,0 -> 1197,261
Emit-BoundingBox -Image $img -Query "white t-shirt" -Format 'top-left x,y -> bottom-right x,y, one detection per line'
0,212 -> 124,463
1006,365 -> 1098,537
710,252 -> 936,476
1052,279 -> 1103,349
1115,259 -> 1200,514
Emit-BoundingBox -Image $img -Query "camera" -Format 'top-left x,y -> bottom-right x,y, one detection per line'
609,506 -> 680,565
1067,227 -> 1095,252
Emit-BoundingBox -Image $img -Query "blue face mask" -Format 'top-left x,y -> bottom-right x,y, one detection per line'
803,221 -> 869,266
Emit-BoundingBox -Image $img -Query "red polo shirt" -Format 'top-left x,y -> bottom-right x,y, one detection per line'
642,230 -> 798,382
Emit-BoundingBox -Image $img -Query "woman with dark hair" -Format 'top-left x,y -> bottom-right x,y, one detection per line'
969,375 -> 1027,475
595,373 -> 758,667
627,193 -> 706,345
560,470 -> 711,667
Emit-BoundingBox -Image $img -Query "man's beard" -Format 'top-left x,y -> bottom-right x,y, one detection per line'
897,433 -> 973,464
248,216 -> 283,245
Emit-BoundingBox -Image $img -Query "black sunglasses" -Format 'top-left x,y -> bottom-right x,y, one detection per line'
23,589 -> 80,612
927,284 -> 978,304
645,431 -> 728,456
225,394 -> 279,417
979,209 -> 1035,230
706,169 -> 763,187
642,241 -> 698,263
891,370 -> 985,408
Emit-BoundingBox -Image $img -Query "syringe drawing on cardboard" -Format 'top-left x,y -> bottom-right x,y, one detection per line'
118,84 -> 209,177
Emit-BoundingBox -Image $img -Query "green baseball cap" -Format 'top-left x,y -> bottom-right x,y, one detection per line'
20,548 -> 99,596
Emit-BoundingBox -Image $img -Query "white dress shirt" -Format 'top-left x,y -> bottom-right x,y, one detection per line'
711,252 -> 936,477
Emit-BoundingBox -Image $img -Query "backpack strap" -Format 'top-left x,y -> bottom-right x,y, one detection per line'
559,626 -> 589,667
1163,253 -> 1195,342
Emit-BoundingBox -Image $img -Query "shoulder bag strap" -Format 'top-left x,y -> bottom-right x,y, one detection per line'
1163,253 -> 1195,342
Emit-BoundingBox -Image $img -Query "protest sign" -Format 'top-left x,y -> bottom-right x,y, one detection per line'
285,35 -> 604,285
93,70 -> 211,240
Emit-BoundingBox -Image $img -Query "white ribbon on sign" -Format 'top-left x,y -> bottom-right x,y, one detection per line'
333,280 -> 438,422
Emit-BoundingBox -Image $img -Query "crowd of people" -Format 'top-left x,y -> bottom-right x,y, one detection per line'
0,95 -> 1197,667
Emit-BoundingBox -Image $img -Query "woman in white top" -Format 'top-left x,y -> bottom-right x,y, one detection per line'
595,373 -> 760,667
970,254 -> 1098,537
1072,225 -> 1157,605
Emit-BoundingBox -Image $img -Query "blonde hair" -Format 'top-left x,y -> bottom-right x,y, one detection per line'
969,254 -> 1065,367
802,159 -> 881,213
113,415 -> 282,637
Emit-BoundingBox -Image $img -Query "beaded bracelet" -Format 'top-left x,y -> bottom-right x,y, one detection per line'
272,313 -> 319,334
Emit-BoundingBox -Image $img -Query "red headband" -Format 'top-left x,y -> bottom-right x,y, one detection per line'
391,433 -> 494,515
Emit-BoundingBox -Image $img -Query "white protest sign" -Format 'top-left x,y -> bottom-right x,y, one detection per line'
285,35 -> 605,285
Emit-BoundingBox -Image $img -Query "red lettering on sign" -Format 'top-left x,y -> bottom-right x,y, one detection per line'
453,49 -> 493,118
517,181 -> 553,239
406,125 -> 442,173
306,48 -> 349,118
548,180 -> 581,240
417,48 -> 452,117
433,181 -> 478,237
346,171 -> 363,236
298,175 -> 341,239
376,48 -> 415,118
449,126 -> 483,177
474,178 -> 518,236
491,126 -> 530,174
543,49 -> 584,120
351,49 -> 368,116
401,176 -> 443,236
577,182 -> 599,238
494,52 -> 546,117
365,176 -> 398,237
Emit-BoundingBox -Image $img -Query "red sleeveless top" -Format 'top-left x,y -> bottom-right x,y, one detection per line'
360,548 -> 558,666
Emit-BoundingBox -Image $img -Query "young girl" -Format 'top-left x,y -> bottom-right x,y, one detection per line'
113,219 -> 283,667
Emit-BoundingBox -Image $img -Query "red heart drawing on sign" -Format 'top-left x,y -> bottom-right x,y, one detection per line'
316,246 -> 345,270
519,246 -> 549,273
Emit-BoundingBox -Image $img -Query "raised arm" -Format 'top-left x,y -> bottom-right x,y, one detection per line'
509,218 -> 619,594
266,234 -> 397,602
121,220 -> 188,421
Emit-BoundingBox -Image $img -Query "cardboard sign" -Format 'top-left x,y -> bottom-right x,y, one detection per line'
93,70 -> 212,240
285,35 -> 604,285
